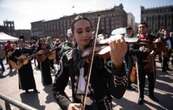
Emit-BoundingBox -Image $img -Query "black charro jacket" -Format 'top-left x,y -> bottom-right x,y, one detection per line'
53,48 -> 128,110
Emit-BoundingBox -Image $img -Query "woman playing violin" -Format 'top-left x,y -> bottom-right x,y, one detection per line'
36,38 -> 53,86
53,16 -> 128,110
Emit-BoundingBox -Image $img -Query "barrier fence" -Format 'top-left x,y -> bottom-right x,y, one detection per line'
0,93 -> 37,110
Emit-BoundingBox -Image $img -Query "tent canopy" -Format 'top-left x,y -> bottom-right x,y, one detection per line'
0,32 -> 19,42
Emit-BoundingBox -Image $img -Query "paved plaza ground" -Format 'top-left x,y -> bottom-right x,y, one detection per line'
0,60 -> 173,110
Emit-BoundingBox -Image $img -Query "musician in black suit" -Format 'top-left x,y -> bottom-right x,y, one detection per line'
9,38 -> 38,93
37,39 -> 53,86
125,26 -> 137,90
161,30 -> 173,72
135,23 -> 158,104
53,16 -> 128,110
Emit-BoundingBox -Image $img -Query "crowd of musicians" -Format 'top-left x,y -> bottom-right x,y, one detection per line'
0,16 -> 173,110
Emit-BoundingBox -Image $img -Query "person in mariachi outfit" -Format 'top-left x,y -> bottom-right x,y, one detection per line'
135,22 -> 159,104
124,26 -> 137,90
9,37 -> 39,93
4,40 -> 14,72
0,43 -> 5,74
53,15 -> 128,110
161,30 -> 172,72
46,36 -> 56,72
36,38 -> 53,86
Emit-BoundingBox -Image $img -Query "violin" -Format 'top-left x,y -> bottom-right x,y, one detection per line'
36,47 -> 58,62
81,43 -> 110,64
36,50 -> 47,62
153,38 -> 168,55
82,35 -> 139,62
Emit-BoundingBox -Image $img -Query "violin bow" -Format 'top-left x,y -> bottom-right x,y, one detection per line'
81,16 -> 101,110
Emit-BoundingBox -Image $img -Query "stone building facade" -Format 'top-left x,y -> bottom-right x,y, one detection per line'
31,20 -> 45,38
0,20 -> 31,40
15,30 -> 31,40
141,5 -> 173,34
127,13 -> 137,32
31,4 -> 127,40
0,20 -> 16,36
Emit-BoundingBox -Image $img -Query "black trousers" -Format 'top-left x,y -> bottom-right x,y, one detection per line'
137,58 -> 156,99
162,49 -> 171,71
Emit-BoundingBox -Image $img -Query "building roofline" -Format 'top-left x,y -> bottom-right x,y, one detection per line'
31,4 -> 125,23
141,5 -> 173,10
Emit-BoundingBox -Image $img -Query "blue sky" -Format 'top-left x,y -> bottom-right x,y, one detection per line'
0,0 -> 173,29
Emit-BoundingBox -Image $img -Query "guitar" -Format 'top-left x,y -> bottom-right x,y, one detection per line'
9,53 -> 37,70
130,65 -> 137,83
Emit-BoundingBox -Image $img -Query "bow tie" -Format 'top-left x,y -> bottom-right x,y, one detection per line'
139,34 -> 147,40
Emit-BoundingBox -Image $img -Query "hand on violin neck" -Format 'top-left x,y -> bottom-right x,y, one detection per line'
109,36 -> 127,68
